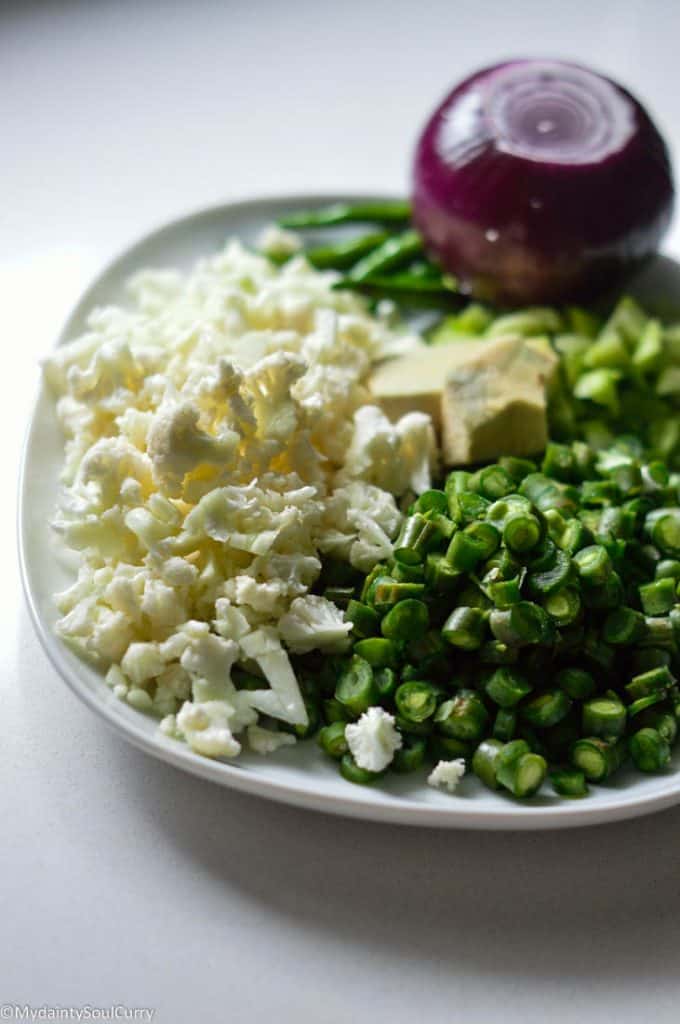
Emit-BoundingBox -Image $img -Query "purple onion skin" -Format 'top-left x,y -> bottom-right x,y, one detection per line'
412,60 -> 674,306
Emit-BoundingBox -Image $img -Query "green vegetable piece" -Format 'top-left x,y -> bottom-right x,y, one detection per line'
527,550 -> 573,596
395,681 -> 439,724
496,741 -> 547,798
435,690 -> 489,742
498,456 -> 537,482
392,737 -> 427,773
279,200 -> 411,228
374,667 -> 398,701
489,602 -> 554,647
486,574 -> 524,608
656,559 -> 680,581
581,697 -> 627,739
322,697 -> 350,724
441,606 -> 487,650
381,599 -> 429,643
625,665 -> 675,700
571,737 -> 626,781
472,738 -> 504,791
340,752 -> 382,785
637,710 -> 678,746
556,667 -> 596,700
471,465 -> 516,500
479,640 -> 519,665
542,586 -> 582,626
484,667 -> 532,708
371,580 -> 426,611
492,708 -> 517,742
550,769 -> 589,798
628,693 -> 666,718
573,545 -> 612,586
353,638 -> 399,669
428,734 -> 473,762
602,606 -> 647,645
448,490 -> 491,525
503,513 -> 542,554
424,553 -> 461,593
486,307 -> 562,337
521,690 -> 572,729
645,508 -> 680,557
464,520 -> 502,559
346,599 -> 381,639
318,722 -> 348,760
446,530 -> 485,571
639,578 -> 676,616
335,656 -> 377,716
573,368 -> 621,414
412,489 -> 449,515
629,728 -> 671,773
348,229 -> 423,282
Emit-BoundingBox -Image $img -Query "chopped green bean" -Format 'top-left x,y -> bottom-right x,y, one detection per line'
442,607 -> 487,650
484,667 -> 533,708
279,200 -> 411,228
571,737 -> 626,781
472,738 -> 504,790
581,697 -> 627,738
629,728 -> 672,772
395,681 -> 439,724
317,722 -> 348,760
335,656 -> 377,716
550,769 -> 589,798
435,691 -> 489,742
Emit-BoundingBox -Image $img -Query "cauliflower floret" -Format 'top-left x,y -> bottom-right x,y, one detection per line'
222,575 -> 291,615
427,759 -> 466,794
279,595 -> 351,654
67,339 -> 144,401
77,437 -> 154,510
338,405 -> 437,496
395,411 -> 438,495
247,724 -> 296,755
319,481 -> 402,572
175,700 -> 241,758
240,627 -> 307,726
257,224 -> 302,259
147,401 -> 239,497
196,359 -> 257,439
121,642 -> 165,685
213,598 -> 252,641
345,707 -> 402,773
244,351 -> 305,442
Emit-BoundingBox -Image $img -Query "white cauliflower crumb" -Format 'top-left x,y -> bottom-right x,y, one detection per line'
175,700 -> 242,758
257,224 -> 303,259
44,238 -> 439,764
427,759 -> 466,794
345,706 -> 403,773
278,595 -> 352,654
247,724 -> 296,755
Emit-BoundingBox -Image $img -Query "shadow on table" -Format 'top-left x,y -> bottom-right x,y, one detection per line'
120,735 -> 680,985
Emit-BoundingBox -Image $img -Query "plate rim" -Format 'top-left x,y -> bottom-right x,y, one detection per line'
18,191 -> 680,830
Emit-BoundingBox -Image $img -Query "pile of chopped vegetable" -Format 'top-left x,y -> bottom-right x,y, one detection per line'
268,199 -> 680,798
305,440 -> 680,797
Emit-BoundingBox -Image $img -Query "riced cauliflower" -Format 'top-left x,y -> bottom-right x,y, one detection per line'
45,237 -> 437,761
345,707 -> 403,773
427,759 -> 467,793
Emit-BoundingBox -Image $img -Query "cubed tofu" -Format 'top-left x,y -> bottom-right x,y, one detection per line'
369,334 -> 557,466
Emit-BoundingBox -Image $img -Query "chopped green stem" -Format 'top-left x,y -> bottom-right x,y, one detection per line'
279,200 -> 411,228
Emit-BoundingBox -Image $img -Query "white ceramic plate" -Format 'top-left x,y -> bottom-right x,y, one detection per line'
19,194 -> 680,829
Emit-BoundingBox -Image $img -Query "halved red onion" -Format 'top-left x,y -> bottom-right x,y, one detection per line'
412,60 -> 674,306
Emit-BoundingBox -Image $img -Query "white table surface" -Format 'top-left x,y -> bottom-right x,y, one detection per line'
4,1 -> 680,1021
